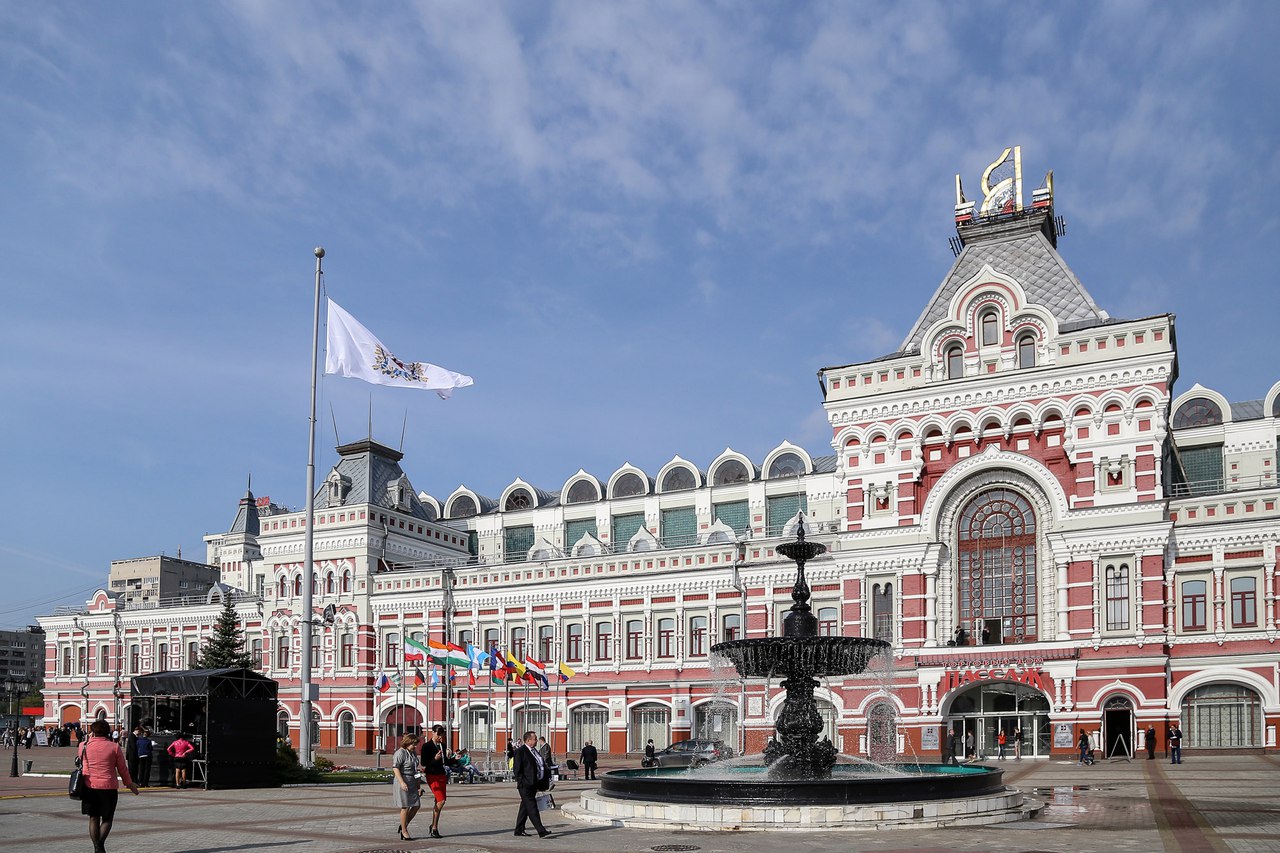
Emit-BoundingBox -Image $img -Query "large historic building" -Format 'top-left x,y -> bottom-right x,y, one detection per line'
39,149 -> 1280,762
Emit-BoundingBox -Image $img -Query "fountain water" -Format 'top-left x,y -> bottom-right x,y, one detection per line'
564,516 -> 1037,830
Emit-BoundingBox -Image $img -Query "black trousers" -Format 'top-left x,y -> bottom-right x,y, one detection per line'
514,783 -> 548,835
584,763 -> 596,779
137,756 -> 152,785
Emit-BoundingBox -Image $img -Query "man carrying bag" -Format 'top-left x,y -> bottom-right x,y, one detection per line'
512,731 -> 552,838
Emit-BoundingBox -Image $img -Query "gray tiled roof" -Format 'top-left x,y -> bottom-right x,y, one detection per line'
901,229 -> 1108,351
314,439 -> 434,521
228,489 -> 260,536
812,455 -> 838,474
1230,399 -> 1265,421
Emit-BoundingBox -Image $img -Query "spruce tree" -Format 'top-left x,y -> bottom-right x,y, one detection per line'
196,595 -> 255,669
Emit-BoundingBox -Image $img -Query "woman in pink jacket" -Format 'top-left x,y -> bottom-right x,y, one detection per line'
168,732 -> 196,788
80,718 -> 139,853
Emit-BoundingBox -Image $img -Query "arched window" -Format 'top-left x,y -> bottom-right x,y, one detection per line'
384,632 -> 400,667
338,710 -> 355,747
722,613 -> 741,641
867,702 -> 897,762
539,625 -> 554,661
1173,398 -> 1224,429
957,489 -> 1038,644
625,620 -> 644,659
449,495 -> 478,518
817,606 -> 839,636
630,703 -> 670,752
768,452 -> 805,479
341,570 -> 351,594
656,618 -> 675,657
278,577 -> 288,599
510,627 -> 527,659
946,345 -> 964,379
661,466 -> 697,492
1105,563 -> 1130,630
1017,335 -> 1036,369
293,575 -> 302,597
981,311 -> 999,346
505,489 -> 533,512
872,584 -> 893,643
325,572 -> 335,594
713,459 -> 750,485
612,472 -> 647,498
565,479 -> 599,504
688,616 -> 708,656
565,623 -> 583,661
1183,684 -> 1262,748
277,711 -> 290,742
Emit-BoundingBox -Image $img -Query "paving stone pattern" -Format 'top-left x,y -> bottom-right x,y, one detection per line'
2,754 -> 1279,852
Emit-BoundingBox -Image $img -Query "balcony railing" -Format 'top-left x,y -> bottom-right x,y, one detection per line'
1168,472 -> 1276,498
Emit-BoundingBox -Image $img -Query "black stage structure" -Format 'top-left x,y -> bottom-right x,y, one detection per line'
130,668 -> 278,790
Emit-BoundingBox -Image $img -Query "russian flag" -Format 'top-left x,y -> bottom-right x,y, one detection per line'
375,673 -> 392,693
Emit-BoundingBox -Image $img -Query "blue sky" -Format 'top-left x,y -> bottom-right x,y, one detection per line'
2,2 -> 1277,628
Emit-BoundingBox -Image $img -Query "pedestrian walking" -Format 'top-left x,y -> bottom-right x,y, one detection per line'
1077,729 -> 1091,765
125,725 -> 142,782
135,729 -> 153,786
1168,723 -> 1183,764
512,730 -> 552,838
1145,725 -> 1157,760
964,730 -> 974,760
167,732 -> 196,788
946,731 -> 960,766
537,736 -> 553,770
392,733 -> 422,841
580,739 -> 598,780
644,738 -> 656,766
79,718 -> 139,853
420,724 -> 449,838
996,728 -> 1007,759
1013,727 -> 1023,760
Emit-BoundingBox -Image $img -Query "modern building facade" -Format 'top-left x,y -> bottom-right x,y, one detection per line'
38,149 -> 1280,761
0,626 -> 45,686
108,555 -> 222,609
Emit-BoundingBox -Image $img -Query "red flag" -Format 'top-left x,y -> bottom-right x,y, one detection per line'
468,668 -> 476,688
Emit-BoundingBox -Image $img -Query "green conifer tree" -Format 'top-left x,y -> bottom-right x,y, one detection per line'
196,595 -> 255,669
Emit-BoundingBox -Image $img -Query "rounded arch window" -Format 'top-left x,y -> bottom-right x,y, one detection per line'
957,489 -> 1038,644
980,310 -> 999,346
713,459 -> 750,485
278,577 -> 288,599
1182,683 -> 1262,748
1273,396 -> 1280,418
293,575 -> 302,597
1173,397 -> 1223,429
612,472 -> 646,498
768,452 -> 805,479
565,479 -> 599,505
504,489 -> 533,512
867,702 -> 897,761
325,572 -> 335,594
341,570 -> 351,594
421,502 -> 438,521
1017,335 -> 1036,369
449,495 -> 478,519
338,710 -> 355,747
946,345 -> 964,379
661,466 -> 697,492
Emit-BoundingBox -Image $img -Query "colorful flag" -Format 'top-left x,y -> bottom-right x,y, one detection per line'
375,673 -> 392,693
404,636 -> 430,662
430,667 -> 439,689
412,666 -> 426,688
466,643 -> 489,670
444,642 -> 470,668
524,655 -> 550,690
325,299 -> 474,399
468,668 -> 477,688
558,662 -> 577,684
490,647 -> 508,683
505,651 -> 527,681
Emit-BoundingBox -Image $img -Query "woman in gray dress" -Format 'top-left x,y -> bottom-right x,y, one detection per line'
392,733 -> 422,841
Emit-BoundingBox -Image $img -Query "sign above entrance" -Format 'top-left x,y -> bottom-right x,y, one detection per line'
939,665 -> 1048,695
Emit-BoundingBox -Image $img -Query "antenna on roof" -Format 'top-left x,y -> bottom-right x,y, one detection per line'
399,411 -> 408,452
329,403 -> 341,446
948,236 -> 963,257
367,395 -> 373,441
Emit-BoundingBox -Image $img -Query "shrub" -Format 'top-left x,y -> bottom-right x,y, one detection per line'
313,755 -> 335,773
275,739 -> 322,784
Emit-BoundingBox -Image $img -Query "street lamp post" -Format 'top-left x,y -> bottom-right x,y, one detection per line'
7,678 -> 25,778
112,611 -> 123,728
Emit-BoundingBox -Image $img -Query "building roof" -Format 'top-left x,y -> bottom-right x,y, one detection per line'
1230,399 -> 1265,421
314,439 -> 434,521
228,486 -> 260,536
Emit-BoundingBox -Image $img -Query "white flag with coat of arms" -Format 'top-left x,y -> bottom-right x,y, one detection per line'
324,299 -> 474,399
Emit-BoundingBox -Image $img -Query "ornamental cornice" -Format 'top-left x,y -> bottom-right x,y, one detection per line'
918,446 -> 1070,532
826,361 -> 1171,426
1170,528 -> 1280,553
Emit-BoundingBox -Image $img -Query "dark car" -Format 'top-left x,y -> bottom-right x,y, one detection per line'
645,738 -> 734,768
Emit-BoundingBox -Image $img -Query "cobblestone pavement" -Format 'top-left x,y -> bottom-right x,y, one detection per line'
3,754 -> 1279,853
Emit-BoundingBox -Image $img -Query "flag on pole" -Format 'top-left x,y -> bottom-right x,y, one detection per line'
324,299 -> 474,399
524,655 -> 550,690
468,667 -> 477,688
466,643 -> 489,670
430,667 -> 440,689
412,666 -> 427,688
444,642 -> 471,668
490,647 -> 508,683
405,636 -> 430,662
375,673 -> 392,693
505,651 -> 527,682
558,662 -> 577,684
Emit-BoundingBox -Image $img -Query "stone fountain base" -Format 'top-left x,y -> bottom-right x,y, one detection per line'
563,785 -> 1038,831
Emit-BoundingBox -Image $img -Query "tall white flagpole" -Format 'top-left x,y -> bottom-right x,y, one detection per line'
299,246 -> 324,768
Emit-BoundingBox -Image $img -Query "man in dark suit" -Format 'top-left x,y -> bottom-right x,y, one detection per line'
580,740 -> 599,780
513,730 -> 551,838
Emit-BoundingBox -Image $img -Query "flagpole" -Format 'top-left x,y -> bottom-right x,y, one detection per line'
554,666 -> 562,763
486,667 -> 494,777
299,246 -> 324,769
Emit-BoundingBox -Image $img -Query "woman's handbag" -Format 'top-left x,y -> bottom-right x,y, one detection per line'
68,746 -> 87,800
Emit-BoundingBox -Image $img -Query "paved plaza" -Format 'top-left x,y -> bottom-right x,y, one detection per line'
3,750 -> 1279,853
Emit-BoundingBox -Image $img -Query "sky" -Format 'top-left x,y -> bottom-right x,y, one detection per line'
2,2 -> 1278,628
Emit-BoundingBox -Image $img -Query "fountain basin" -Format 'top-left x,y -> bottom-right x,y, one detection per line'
712,635 -> 889,679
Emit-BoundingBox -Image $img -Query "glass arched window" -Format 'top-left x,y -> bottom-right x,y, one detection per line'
768,452 -> 805,479
449,495 -> 478,518
293,575 -> 302,597
341,570 -> 351,593
981,311 -> 999,346
713,459 -> 750,485
278,577 -> 288,599
661,467 -> 697,492
625,620 -> 644,658
1105,563 -> 1130,631
325,572 -> 335,594
656,618 -> 675,657
277,711 -> 290,742
867,702 -> 897,761
1231,577 -> 1257,627
510,627 -> 527,659
630,702 -> 670,751
688,616 -> 708,656
505,489 -> 533,512
565,479 -> 599,504
1017,335 -> 1036,369
1183,684 -> 1262,748
612,472 -> 646,498
946,345 -> 964,379
1173,398 -> 1224,429
872,584 -> 893,643
722,613 -> 741,641
565,623 -> 583,661
957,489 -> 1038,644
817,606 -> 838,636
338,710 -> 355,747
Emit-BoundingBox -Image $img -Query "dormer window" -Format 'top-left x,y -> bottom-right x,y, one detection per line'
326,470 -> 352,506
386,474 -> 412,511
981,311 -> 999,346
660,466 -> 697,492
1017,335 -> 1036,369
504,488 -> 533,512
946,345 -> 964,379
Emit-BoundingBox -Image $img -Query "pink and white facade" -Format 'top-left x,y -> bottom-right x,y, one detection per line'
39,150 -> 1280,761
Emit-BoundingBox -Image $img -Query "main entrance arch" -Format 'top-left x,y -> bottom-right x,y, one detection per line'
944,680 -> 1050,759
957,489 -> 1039,644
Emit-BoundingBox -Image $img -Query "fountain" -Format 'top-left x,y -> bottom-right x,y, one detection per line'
563,516 -> 1037,830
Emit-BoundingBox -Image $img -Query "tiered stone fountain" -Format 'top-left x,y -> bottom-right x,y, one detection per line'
564,517 -> 1035,831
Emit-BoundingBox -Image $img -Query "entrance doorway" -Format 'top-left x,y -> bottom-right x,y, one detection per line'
944,680 -> 1051,759
1102,696 -> 1133,758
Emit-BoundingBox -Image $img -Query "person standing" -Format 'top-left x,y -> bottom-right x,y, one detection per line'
79,718 -> 140,853
392,733 -> 422,841
420,724 -> 449,838
134,729 -> 153,787
512,730 -> 552,838
125,726 -> 142,783
1168,723 -> 1183,765
167,732 -> 195,788
945,731 -> 960,766
1013,727 -> 1023,760
506,733 -> 516,772
996,728 -> 1007,760
1145,725 -> 1157,760
1077,729 -> 1091,765
964,730 -> 975,760
644,738 -> 656,766
537,736 -> 553,770
580,740 -> 598,780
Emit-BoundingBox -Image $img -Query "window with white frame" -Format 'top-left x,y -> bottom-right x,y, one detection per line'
625,619 -> 644,659
1105,562 -> 1130,631
688,616 -> 708,656
565,623 -> 583,662
722,613 -> 741,641
1231,576 -> 1257,628
656,618 -> 675,658
1181,580 -> 1207,631
594,621 -> 612,660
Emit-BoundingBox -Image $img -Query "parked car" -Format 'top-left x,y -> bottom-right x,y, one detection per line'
644,738 -> 734,768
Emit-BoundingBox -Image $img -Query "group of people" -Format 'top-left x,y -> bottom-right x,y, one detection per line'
3,724 -> 77,748
945,727 -> 1023,763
